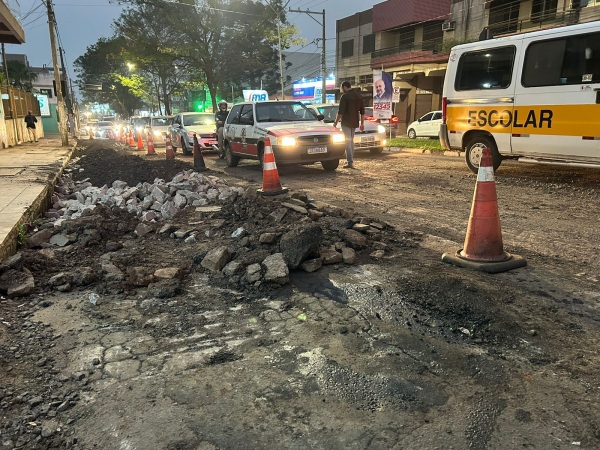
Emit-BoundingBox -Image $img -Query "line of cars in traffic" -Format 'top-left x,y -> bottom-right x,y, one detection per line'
82,101 -> 442,172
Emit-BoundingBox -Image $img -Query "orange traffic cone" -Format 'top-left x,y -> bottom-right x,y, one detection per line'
257,137 -> 288,196
136,131 -> 144,151
128,130 -> 136,147
442,148 -> 526,273
192,133 -> 209,172
165,133 -> 175,160
147,131 -> 156,155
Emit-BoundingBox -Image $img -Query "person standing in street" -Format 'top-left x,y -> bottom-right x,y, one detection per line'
24,110 -> 38,143
215,100 -> 229,159
334,81 -> 364,169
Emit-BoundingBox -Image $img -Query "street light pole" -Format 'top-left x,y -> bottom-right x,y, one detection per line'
45,0 -> 68,146
289,7 -> 326,103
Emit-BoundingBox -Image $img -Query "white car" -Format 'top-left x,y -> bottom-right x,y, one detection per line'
170,112 -> 218,155
148,116 -> 172,146
306,104 -> 387,154
407,111 -> 442,139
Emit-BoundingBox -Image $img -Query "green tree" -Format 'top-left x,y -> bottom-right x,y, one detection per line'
2,60 -> 37,91
74,37 -> 143,117
113,2 -> 188,115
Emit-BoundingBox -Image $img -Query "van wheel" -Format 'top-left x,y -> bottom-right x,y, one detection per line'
321,159 -> 339,171
407,129 -> 417,139
464,136 -> 502,174
225,142 -> 239,167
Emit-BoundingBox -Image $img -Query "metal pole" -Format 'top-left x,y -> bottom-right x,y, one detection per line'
46,0 -> 68,146
1,43 -> 20,144
277,20 -> 284,99
321,9 -> 326,103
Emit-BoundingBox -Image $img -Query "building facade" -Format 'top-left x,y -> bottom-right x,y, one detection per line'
336,0 -> 600,135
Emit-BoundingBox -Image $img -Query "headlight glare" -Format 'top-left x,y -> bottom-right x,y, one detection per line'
332,133 -> 345,143
281,136 -> 297,146
377,125 -> 386,133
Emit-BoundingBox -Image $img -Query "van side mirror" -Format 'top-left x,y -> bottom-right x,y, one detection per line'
317,114 -> 325,121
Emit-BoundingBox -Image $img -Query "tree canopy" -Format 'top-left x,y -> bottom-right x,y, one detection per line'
74,0 -> 303,115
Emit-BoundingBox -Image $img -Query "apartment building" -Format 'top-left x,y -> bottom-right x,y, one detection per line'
336,0 -> 600,135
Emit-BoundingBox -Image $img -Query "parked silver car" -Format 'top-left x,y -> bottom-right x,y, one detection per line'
169,112 -> 218,155
306,103 -> 387,154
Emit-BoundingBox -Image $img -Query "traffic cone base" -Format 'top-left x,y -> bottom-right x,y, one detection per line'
442,251 -> 526,274
442,147 -> 526,273
257,137 -> 288,196
192,134 -> 209,172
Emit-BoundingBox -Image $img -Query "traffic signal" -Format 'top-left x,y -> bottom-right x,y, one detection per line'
190,89 -> 206,111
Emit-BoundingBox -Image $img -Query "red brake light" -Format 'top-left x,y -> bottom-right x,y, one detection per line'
391,116 -> 399,124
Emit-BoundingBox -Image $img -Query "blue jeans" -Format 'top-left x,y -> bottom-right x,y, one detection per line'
341,125 -> 355,165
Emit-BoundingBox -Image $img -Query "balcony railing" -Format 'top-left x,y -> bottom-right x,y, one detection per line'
489,9 -> 581,37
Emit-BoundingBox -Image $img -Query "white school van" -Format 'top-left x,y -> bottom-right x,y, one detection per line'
440,21 -> 600,173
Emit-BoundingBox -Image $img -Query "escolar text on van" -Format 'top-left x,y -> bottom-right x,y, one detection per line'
439,21 -> 600,173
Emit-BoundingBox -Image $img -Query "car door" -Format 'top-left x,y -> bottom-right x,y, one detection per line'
415,112 -> 433,136
236,104 -> 256,157
429,112 -> 443,137
170,115 -> 182,143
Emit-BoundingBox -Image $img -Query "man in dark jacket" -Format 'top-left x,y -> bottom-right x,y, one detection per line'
334,81 -> 364,169
24,110 -> 38,143
215,100 -> 229,159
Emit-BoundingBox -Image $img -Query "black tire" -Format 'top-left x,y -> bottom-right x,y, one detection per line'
321,159 -> 339,171
225,142 -> 239,167
370,147 -> 384,155
181,138 -> 191,156
464,135 -> 502,174
407,128 -> 417,139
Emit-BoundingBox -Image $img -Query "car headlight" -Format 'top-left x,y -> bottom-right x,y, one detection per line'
377,125 -> 386,133
153,130 -> 161,137
280,136 -> 297,146
331,133 -> 345,143
136,126 -> 143,132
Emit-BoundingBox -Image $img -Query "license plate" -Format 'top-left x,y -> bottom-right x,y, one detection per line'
361,136 -> 375,142
308,146 -> 327,154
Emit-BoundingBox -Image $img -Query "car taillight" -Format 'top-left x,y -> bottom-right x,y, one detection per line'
391,116 -> 399,124
442,97 -> 447,123
366,116 -> 377,122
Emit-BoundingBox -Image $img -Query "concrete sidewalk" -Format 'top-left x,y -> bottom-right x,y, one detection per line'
0,136 -> 77,261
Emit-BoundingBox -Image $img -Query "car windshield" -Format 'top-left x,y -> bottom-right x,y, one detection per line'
97,121 -> 113,127
316,106 -> 338,122
151,117 -> 170,126
255,102 -> 317,122
183,113 -> 214,127
132,117 -> 150,126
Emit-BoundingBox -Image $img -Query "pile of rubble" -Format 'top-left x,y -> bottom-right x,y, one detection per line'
1,164 -> 408,299
48,166 -> 244,223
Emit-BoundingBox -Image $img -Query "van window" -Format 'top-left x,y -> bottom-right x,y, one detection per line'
523,31 -> 600,87
227,105 -> 242,124
455,46 -> 515,90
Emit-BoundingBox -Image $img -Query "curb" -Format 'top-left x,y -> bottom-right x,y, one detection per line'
0,140 -> 79,261
389,146 -> 462,157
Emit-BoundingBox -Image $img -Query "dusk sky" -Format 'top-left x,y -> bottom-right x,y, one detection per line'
10,0 -> 383,89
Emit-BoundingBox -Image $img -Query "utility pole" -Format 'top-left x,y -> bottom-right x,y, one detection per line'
45,0 -> 68,146
288,8 -> 326,103
267,0 -> 291,100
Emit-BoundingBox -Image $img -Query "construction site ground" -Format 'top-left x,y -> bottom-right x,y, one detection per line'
1,139 -> 599,450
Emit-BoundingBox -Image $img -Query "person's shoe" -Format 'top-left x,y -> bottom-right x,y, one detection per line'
342,163 -> 354,169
